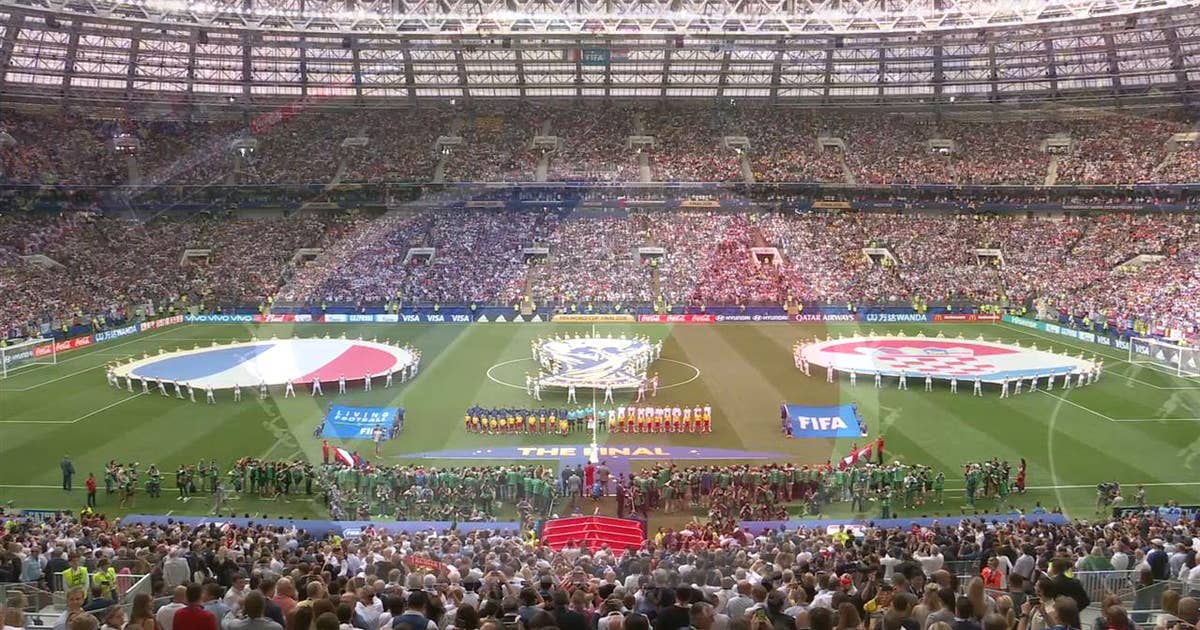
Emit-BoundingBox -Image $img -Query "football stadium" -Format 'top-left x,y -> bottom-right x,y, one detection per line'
3,0 -> 1200,626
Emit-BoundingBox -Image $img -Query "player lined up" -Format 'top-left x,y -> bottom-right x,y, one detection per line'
609,404 -> 712,433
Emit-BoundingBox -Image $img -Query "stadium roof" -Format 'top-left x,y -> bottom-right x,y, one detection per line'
0,0 -> 1197,105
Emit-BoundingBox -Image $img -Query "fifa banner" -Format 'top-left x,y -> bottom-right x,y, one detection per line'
786,404 -> 863,439
322,405 -> 400,440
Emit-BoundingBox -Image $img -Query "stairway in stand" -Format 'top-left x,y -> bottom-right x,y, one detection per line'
540,515 -> 645,551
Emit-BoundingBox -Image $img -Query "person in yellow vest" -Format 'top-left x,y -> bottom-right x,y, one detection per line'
92,557 -> 117,600
62,554 -> 89,594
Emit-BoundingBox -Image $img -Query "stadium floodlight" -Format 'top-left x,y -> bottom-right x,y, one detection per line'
1128,336 -> 1200,378
0,337 -> 57,379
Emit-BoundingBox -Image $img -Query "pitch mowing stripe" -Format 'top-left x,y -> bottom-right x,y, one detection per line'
0,392 -> 147,424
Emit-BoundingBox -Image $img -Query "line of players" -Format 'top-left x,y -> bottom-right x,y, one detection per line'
792,347 -> 1103,395
105,354 -> 421,401
463,403 -> 713,434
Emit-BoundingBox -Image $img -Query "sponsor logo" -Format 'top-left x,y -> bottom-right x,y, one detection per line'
322,404 -> 401,440
425,314 -> 445,322
348,314 -> 375,323
933,314 -> 1002,323
1006,316 -> 1039,329
294,314 -> 312,323
864,313 -> 931,323
1045,324 -> 1061,334
553,314 -> 636,323
794,416 -> 850,431
1116,339 -> 1131,350
184,314 -> 254,323
375,314 -> 399,323
536,337 -> 653,389
786,404 -> 863,438
792,313 -> 857,323
323,314 -> 348,323
94,325 -> 139,343
450,314 -> 471,323
3,348 -> 35,365
54,336 -> 93,353
1078,332 -> 1096,343
715,314 -> 792,322
139,315 -> 184,331
1095,336 -> 1112,347
401,315 -> 421,323
637,314 -> 716,323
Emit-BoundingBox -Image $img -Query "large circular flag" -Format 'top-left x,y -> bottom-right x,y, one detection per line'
112,338 -> 416,389
799,336 -> 1093,383
535,336 -> 652,389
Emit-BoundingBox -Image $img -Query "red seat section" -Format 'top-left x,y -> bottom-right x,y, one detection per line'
540,516 -> 645,552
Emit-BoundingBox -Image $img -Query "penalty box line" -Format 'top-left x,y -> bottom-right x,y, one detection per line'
998,323 -> 1200,390
1036,390 -> 1200,423
0,326 -> 189,392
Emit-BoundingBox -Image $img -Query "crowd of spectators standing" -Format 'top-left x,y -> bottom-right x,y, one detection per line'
5,107 -> 1200,187
3,505 -> 1200,630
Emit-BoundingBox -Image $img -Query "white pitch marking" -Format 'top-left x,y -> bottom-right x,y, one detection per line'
0,393 -> 146,424
1036,390 -> 1116,422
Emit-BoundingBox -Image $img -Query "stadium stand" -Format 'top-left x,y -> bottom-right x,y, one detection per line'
6,210 -> 1200,338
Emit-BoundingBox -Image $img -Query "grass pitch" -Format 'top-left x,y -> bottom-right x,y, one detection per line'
2,320 -> 1199,524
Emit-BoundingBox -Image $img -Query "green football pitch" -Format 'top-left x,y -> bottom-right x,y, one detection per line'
2,320 -> 1199,524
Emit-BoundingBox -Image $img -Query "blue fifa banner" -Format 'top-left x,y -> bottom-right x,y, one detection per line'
323,405 -> 400,440
579,48 -> 611,65
786,404 -> 864,438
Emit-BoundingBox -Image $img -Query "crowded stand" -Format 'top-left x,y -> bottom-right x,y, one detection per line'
515,214 -> 651,305
0,212 -> 361,339
9,209 -> 1200,336
442,107 -> 542,183
5,108 -> 1200,187
1054,117 -> 1188,185
644,106 -> 742,183
2,498 -> 1199,630
744,108 -> 846,183
285,211 -> 558,306
544,105 -> 639,182
340,110 -> 453,184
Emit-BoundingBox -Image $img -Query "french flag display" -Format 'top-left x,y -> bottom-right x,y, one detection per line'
333,447 -> 361,468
